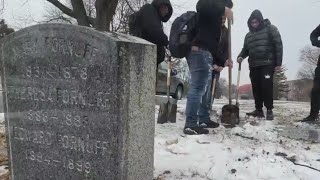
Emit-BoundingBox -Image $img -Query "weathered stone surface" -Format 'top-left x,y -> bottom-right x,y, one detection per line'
0,24 -> 156,180
0,80 -> 2,113
0,90 -> 2,113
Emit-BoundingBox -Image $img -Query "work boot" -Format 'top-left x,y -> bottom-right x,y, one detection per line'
183,127 -> 209,135
246,110 -> 265,118
266,110 -> 274,120
199,120 -> 220,128
301,114 -> 319,122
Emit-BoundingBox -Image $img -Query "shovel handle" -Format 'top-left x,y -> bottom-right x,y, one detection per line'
211,76 -> 217,109
236,62 -> 242,106
167,56 -> 171,99
227,19 -> 232,105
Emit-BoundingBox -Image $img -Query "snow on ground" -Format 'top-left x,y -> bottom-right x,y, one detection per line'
154,99 -> 320,180
0,114 -> 3,123
0,100 -> 319,179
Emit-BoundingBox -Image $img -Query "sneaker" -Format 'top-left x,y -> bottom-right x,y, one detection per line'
301,114 -> 319,122
246,110 -> 265,118
183,127 -> 209,135
199,120 -> 220,128
266,110 -> 274,120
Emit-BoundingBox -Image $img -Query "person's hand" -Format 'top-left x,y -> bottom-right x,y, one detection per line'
225,59 -> 233,68
170,63 -> 174,69
237,57 -> 243,63
275,66 -> 282,72
225,7 -> 234,24
217,66 -> 224,72
212,65 -> 224,72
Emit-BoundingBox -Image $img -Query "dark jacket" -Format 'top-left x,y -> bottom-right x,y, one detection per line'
238,10 -> 283,68
310,24 -> 320,65
192,0 -> 226,58
136,0 -> 173,64
215,25 -> 229,67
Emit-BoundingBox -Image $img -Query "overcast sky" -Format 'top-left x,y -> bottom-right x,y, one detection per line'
1,0 -> 319,84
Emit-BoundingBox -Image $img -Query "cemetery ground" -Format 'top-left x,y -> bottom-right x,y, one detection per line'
1,99 -> 320,180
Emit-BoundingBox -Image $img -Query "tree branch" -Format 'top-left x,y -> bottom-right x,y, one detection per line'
234,133 -> 258,141
275,153 -> 320,172
47,0 -> 96,27
45,16 -> 73,24
95,0 -> 118,31
71,0 -> 90,26
47,0 -> 75,18
124,0 -> 135,12
0,0 -> 4,14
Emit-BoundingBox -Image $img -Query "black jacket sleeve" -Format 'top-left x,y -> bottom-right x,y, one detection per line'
269,25 -> 283,66
238,34 -> 249,60
139,4 -> 168,46
215,28 -> 229,67
216,44 -> 228,67
311,24 -> 320,48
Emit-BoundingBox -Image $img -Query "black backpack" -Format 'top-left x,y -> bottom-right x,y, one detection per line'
169,11 -> 198,58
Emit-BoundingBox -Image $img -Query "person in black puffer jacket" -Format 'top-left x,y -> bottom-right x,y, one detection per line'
237,10 -> 283,120
302,24 -> 320,122
132,0 -> 173,65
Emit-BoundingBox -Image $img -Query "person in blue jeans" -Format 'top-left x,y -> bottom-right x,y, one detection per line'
184,0 -> 233,135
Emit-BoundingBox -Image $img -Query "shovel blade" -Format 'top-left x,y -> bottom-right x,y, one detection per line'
221,104 -> 240,127
168,103 -> 177,123
155,95 -> 178,105
157,102 -> 177,124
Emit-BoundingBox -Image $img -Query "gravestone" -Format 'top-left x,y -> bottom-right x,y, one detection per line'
0,24 -> 156,180
0,79 -> 2,113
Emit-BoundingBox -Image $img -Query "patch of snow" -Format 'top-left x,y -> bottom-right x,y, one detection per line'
0,165 -> 7,176
154,99 -> 320,180
0,114 -> 3,124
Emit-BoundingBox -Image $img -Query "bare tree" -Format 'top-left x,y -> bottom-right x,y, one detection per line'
274,66 -> 289,99
111,0 -> 149,33
297,63 -> 316,80
297,45 -> 320,79
45,0 -> 149,32
44,4 -> 74,24
46,0 -> 117,31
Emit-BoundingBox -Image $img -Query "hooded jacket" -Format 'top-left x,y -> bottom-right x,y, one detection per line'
215,25 -> 229,67
238,10 -> 283,68
136,0 -> 173,64
310,24 -> 320,66
192,0 -> 226,57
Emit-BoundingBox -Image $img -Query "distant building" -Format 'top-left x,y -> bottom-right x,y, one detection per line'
238,84 -> 253,99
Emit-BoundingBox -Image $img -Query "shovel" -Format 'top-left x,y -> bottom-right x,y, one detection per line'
157,55 -> 177,124
236,62 -> 242,107
221,19 -> 240,127
210,75 -> 217,111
